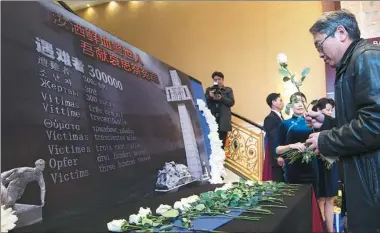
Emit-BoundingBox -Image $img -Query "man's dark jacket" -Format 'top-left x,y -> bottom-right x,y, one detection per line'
318,39 -> 380,232
205,86 -> 234,132
263,111 -> 284,181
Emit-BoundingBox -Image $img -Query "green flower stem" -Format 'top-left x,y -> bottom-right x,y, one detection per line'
268,193 -> 283,197
188,211 -> 261,221
259,199 -> 284,204
218,213 -> 261,221
199,215 -> 261,221
283,66 -> 309,111
218,207 -> 273,215
260,204 -> 287,208
121,223 -> 146,231
282,65 -> 315,133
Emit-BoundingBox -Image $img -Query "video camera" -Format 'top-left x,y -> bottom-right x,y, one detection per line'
210,81 -> 222,96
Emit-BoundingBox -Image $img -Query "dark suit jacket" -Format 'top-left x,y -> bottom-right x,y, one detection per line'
205,86 -> 235,132
263,111 -> 283,165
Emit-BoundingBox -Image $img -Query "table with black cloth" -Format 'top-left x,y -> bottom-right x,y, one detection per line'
15,184 -> 315,233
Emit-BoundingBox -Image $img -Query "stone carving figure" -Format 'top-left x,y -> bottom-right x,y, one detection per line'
156,162 -> 192,190
1,159 -> 46,208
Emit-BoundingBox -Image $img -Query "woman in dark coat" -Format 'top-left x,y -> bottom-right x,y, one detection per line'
312,98 -> 338,232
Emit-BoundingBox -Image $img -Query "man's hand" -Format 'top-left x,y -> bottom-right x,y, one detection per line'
277,157 -> 285,167
306,132 -> 320,154
305,111 -> 325,129
41,200 -> 45,207
209,90 -> 215,99
214,94 -> 222,100
289,142 -> 306,152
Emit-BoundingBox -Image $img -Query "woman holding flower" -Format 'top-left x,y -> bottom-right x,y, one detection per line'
275,92 -> 319,194
312,98 -> 338,232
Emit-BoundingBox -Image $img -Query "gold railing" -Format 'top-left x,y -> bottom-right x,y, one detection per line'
225,117 -> 265,181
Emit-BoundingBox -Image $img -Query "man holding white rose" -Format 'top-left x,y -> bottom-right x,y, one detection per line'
306,9 -> 380,232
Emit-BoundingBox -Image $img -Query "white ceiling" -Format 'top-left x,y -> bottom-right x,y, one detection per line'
64,1 -> 108,11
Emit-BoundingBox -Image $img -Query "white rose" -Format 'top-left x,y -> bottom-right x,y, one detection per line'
214,183 -> 232,191
185,195 -> 200,203
210,177 -> 224,184
222,183 -> 233,190
209,125 -> 219,133
204,111 -> 213,119
245,180 -> 254,186
174,201 -> 190,212
128,214 -> 140,225
277,53 -> 288,65
214,187 -> 225,192
1,205 -> 18,233
182,202 -> 191,211
221,167 -> 227,178
107,219 -> 127,232
209,133 -> 221,143
156,204 -> 172,215
173,201 -> 184,211
197,99 -> 206,109
138,207 -> 151,218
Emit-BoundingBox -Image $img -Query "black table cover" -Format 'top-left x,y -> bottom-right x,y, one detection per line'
15,184 -> 312,233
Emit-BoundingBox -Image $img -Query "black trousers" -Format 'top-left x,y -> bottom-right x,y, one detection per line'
272,165 -> 285,182
218,131 -> 228,149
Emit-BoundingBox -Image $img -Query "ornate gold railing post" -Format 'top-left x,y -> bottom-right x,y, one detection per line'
224,121 -> 265,181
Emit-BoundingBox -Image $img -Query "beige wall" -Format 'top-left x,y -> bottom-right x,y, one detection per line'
78,1 -> 326,123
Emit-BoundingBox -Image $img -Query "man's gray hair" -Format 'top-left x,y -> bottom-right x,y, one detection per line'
309,9 -> 361,40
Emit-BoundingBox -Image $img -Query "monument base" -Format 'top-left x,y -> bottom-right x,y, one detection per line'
13,204 -> 42,228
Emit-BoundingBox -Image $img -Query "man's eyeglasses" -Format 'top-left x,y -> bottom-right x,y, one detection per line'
315,30 -> 336,53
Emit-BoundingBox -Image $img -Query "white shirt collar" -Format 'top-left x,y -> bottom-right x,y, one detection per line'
271,110 -> 282,120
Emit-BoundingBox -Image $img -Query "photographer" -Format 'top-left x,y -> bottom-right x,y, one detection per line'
205,71 -> 235,149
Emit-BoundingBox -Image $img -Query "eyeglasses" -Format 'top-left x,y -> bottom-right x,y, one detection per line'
315,30 -> 336,53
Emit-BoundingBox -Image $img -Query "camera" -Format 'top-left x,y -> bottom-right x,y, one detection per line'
210,81 -> 222,96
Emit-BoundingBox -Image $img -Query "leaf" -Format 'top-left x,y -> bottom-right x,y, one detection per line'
159,224 -> 174,231
285,103 -> 293,115
206,200 -> 215,206
200,192 -> 210,200
301,76 -> 306,82
230,200 -> 239,207
278,68 -> 290,77
283,76 -> 290,82
215,190 -> 224,197
232,194 -> 240,201
182,218 -> 190,223
183,222 -> 191,229
162,209 -> 179,218
301,67 -> 310,77
310,99 -> 318,106
195,204 -> 206,211
290,95 -> 298,103
199,199 -> 207,205
152,222 -> 160,227
142,218 -> 153,227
